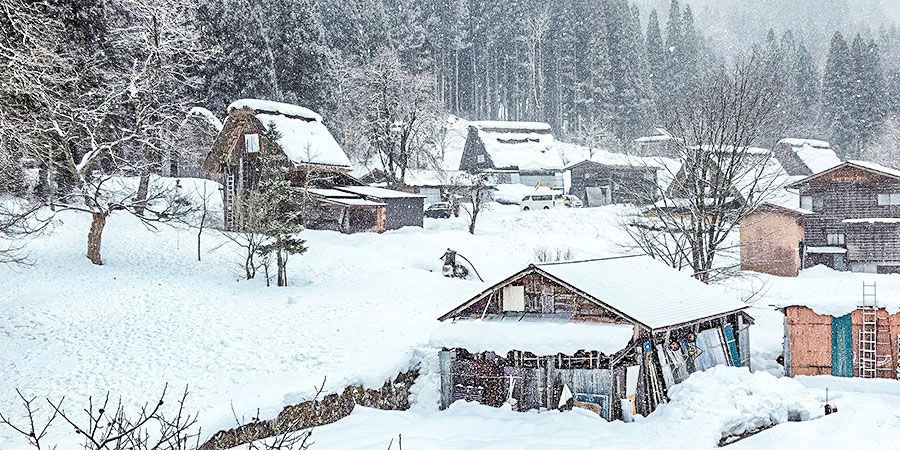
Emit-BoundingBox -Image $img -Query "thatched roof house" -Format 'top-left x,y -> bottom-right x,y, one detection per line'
204,99 -> 423,232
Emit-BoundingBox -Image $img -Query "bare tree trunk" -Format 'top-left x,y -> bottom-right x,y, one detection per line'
277,249 -> 286,287
134,173 -> 150,215
87,212 -> 108,265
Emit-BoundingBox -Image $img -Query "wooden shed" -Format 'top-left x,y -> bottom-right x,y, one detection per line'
432,255 -> 751,421
784,302 -> 900,379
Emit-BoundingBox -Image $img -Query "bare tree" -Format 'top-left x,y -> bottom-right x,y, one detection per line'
0,385 -> 200,450
453,173 -> 492,235
623,52 -> 786,282
337,48 -> 446,185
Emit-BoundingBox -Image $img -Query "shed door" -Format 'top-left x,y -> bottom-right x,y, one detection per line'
832,313 -> 852,377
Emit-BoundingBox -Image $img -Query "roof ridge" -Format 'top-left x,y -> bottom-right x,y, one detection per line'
536,254 -> 643,266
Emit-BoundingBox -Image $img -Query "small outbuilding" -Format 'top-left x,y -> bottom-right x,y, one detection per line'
767,271 -> 900,379
433,255 -> 751,421
566,159 -> 661,207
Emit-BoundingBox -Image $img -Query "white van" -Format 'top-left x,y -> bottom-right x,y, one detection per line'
520,192 -> 565,211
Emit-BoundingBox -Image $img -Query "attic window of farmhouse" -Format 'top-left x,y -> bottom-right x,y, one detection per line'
800,195 -> 824,212
877,193 -> 900,205
826,233 -> 845,245
477,154 -> 485,163
501,285 -> 525,312
244,134 -> 260,153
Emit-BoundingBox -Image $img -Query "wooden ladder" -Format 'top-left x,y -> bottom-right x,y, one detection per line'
859,282 -> 878,378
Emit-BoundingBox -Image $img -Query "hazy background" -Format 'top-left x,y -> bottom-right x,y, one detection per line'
633,0 -> 900,62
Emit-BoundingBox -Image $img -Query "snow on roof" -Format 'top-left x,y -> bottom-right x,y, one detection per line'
255,113 -> 351,168
473,122 -> 564,171
727,265 -> 900,316
228,98 -> 322,122
403,169 -> 473,187
430,320 -> 634,355
846,160 -> 900,179
778,138 -> 830,148
187,107 -> 223,131
320,197 -> 385,207
536,256 -> 748,330
842,218 -> 900,224
805,246 -> 847,254
793,144 -> 841,174
789,160 -> 900,187
304,188 -> 358,198
335,185 -> 425,199
470,121 -> 552,132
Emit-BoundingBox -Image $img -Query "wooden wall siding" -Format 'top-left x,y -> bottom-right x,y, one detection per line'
740,209 -> 803,277
845,223 -> 900,262
785,306 -> 900,379
568,162 -> 658,206
799,167 -> 900,264
449,272 -> 631,324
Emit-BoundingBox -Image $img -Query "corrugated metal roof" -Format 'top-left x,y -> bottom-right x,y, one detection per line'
537,256 -> 747,330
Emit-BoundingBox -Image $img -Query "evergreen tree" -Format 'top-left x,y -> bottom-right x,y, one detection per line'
663,0 -> 684,105
646,9 -> 667,108
252,125 -> 307,287
823,32 -> 856,156
197,0 -> 280,113
791,43 -> 822,136
849,35 -> 886,158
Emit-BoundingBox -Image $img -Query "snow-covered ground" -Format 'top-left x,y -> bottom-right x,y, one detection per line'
3,189 -> 900,449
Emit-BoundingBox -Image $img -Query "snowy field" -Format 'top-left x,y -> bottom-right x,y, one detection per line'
3,192 -> 900,449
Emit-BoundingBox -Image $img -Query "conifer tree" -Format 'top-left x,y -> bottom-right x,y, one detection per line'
849,35 -> 886,158
646,9 -> 667,109
823,32 -> 856,155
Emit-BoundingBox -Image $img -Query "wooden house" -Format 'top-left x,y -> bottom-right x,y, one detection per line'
772,138 -> 841,177
633,128 -> 677,158
432,255 -> 751,421
787,161 -> 900,273
566,159 -> 660,207
203,99 -> 423,233
458,121 -> 564,187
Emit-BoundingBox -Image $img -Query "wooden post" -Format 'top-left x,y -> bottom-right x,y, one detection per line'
376,206 -> 386,233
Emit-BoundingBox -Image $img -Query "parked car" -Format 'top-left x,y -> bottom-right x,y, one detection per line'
425,202 -> 453,218
520,193 -> 565,211
563,194 -> 583,208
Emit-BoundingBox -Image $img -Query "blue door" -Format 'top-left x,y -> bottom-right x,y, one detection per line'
832,314 -> 853,377
723,324 -> 741,367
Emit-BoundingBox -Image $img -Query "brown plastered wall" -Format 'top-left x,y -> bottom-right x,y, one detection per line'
740,210 -> 803,277
785,306 -> 832,376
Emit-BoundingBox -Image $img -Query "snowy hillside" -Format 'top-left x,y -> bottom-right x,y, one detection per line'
0,198 -> 637,448
4,193 -> 900,449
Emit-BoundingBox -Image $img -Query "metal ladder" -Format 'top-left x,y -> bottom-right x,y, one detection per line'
859,282 -> 878,378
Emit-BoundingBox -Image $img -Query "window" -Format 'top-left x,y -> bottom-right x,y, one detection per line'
826,233 -> 845,245
244,133 -> 260,153
877,193 -> 900,205
800,195 -> 824,212
502,285 -> 525,312
476,154 -> 485,163
533,195 -> 552,201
